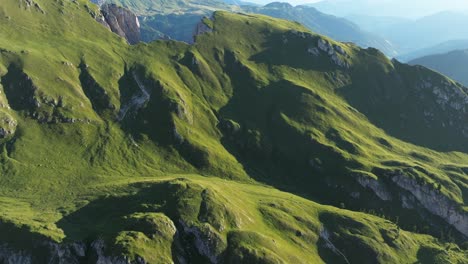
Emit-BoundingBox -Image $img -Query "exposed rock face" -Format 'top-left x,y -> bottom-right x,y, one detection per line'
356,169 -> 468,237
0,115 -> 17,138
355,173 -> 392,201
319,228 -> 351,264
308,38 -> 350,68
0,244 -> 31,264
0,240 -> 140,264
179,221 -> 226,264
100,4 -> 140,45
0,241 -> 87,264
193,18 -> 213,42
390,173 -> 468,236
117,71 -> 150,120
19,0 -> 44,13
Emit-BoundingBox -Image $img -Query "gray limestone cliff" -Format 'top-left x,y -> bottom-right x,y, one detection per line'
99,4 -> 141,45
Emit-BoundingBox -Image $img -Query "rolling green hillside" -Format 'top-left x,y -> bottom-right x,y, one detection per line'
410,49 -> 468,86
0,0 -> 467,263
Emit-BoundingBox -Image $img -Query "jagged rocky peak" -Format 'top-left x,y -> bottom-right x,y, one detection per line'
100,4 -> 141,45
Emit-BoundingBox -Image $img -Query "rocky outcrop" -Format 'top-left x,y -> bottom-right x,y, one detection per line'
179,221 -> 226,264
356,168 -> 468,237
0,239 -> 141,264
19,0 -> 45,13
0,241 -> 87,264
100,4 -> 140,45
319,227 -> 351,264
306,38 -> 350,68
0,115 -> 17,138
0,244 -> 31,264
390,173 -> 468,237
355,173 -> 392,201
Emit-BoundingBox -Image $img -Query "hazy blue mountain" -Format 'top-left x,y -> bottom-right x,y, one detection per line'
381,11 -> 468,54
223,0 -> 259,6
398,39 -> 468,62
310,0 -> 468,18
345,14 -> 411,33
345,10 -> 468,55
410,49 -> 468,86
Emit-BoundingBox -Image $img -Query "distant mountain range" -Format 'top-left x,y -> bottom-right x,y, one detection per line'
345,15 -> 411,34
309,0 -> 468,18
346,11 -> 468,55
410,49 -> 468,86
382,12 -> 468,54
398,39 -> 468,62
106,0 -> 398,55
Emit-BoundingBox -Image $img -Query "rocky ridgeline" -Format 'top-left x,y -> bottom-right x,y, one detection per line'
418,77 -> 468,113
416,75 -> 468,137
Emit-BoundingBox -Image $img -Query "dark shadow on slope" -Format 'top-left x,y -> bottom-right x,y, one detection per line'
78,62 -> 113,115
217,49 -> 356,204
1,64 -> 37,112
117,67 -> 209,169
339,59 -> 468,152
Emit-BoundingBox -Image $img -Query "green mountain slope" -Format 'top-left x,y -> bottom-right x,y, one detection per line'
0,0 -> 467,263
410,49 -> 468,86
